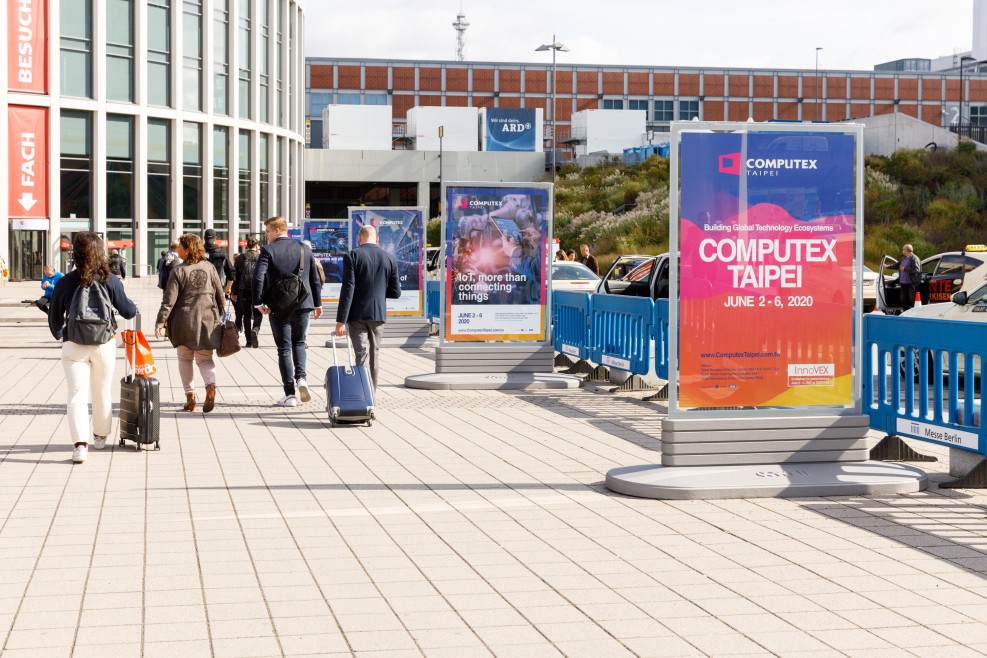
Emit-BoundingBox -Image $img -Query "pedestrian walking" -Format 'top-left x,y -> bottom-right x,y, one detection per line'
158,241 -> 183,290
252,216 -> 324,407
897,244 -> 922,311
48,232 -> 137,464
154,234 -> 226,413
203,228 -> 234,298
335,225 -> 402,392
108,249 -> 127,280
232,235 -> 263,348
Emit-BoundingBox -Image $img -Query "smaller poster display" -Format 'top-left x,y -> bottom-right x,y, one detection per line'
443,184 -> 551,342
303,221 -> 348,303
349,208 -> 425,316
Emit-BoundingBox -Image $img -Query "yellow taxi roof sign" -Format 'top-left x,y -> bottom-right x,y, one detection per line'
965,244 -> 987,252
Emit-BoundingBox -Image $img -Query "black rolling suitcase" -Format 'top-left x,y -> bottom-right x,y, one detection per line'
119,315 -> 160,451
325,334 -> 375,428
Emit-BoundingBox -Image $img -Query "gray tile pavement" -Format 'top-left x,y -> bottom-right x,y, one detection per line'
1,277 -> 987,656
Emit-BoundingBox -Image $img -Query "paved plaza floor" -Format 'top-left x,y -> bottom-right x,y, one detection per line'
2,277 -> 987,657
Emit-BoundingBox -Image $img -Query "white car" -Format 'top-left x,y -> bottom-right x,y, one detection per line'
902,281 -> 987,321
879,245 -> 987,311
552,261 -> 600,292
856,265 -> 879,313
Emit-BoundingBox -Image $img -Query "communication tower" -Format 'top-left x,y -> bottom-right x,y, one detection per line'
453,8 -> 469,61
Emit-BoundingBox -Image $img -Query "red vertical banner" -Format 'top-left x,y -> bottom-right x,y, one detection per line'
7,105 -> 49,219
7,0 -> 47,94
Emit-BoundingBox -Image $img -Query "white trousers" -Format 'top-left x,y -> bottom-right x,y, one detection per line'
61,340 -> 117,445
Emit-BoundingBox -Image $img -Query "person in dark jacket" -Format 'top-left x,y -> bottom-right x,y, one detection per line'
158,241 -> 183,291
253,216 -> 324,407
203,228 -> 234,297
49,232 -> 137,464
896,243 -> 922,311
232,235 -> 263,347
579,244 -> 599,275
335,225 -> 402,392
108,249 -> 127,280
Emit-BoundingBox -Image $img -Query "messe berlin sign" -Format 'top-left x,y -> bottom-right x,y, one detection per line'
677,131 -> 856,410
7,105 -> 48,220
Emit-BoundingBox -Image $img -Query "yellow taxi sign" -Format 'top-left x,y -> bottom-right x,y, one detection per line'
965,244 -> 987,252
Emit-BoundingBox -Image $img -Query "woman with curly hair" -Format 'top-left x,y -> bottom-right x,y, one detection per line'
48,232 -> 137,464
155,234 -> 225,413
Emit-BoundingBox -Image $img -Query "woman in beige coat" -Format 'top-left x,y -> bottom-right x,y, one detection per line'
154,234 -> 225,412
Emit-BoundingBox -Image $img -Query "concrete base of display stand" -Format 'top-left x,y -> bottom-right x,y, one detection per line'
405,372 -> 582,390
605,461 -> 928,500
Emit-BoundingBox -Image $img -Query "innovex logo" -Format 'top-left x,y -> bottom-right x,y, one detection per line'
718,152 -> 819,176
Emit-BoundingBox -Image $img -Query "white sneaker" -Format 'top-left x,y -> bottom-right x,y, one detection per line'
93,435 -> 107,450
72,444 -> 88,464
296,379 -> 311,403
275,395 -> 298,407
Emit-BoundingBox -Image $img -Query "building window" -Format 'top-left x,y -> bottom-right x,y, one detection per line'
238,0 -> 252,119
147,119 -> 171,222
183,123 -> 203,232
628,99 -> 649,120
60,0 -> 93,98
654,100 -> 674,122
214,127 -> 230,240
602,98 -> 624,110
259,0 -> 270,124
106,0 -> 134,102
148,0 -> 172,107
679,100 -> 700,121
183,0 -> 203,111
276,137 -> 284,217
310,91 -> 332,117
61,112 -> 92,221
288,7 -> 296,131
366,94 -> 388,106
239,130 -> 251,235
276,0 -> 284,126
106,115 -> 133,222
259,133 -> 270,223
971,106 -> 987,126
338,93 -> 361,105
213,0 -> 229,114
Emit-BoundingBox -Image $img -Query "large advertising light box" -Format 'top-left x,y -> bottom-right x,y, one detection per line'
480,108 -> 542,152
675,130 -> 857,411
442,184 -> 551,342
304,220 -> 348,304
349,207 -> 426,317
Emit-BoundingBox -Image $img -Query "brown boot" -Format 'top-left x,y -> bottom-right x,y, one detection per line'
183,391 -> 196,412
203,384 -> 217,413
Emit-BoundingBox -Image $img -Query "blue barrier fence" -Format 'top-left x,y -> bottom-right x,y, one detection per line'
654,299 -> 670,380
589,295 -> 654,375
863,314 -> 987,454
552,291 -> 592,361
426,280 -> 440,324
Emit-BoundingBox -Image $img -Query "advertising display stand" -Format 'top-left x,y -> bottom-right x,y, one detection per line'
605,123 -> 926,499
405,182 -> 580,390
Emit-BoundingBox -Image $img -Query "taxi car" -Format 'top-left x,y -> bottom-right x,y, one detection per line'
879,245 -> 987,312
901,280 -> 987,321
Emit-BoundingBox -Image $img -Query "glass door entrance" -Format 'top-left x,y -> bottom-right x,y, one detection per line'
9,230 -> 47,281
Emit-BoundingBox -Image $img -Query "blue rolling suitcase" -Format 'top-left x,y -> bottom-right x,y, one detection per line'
325,334 -> 375,428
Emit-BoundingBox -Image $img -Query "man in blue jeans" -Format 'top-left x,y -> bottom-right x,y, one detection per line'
252,216 -> 323,407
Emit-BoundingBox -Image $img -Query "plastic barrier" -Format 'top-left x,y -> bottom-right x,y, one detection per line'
552,291 -> 592,361
863,314 -> 987,454
654,299 -> 670,380
426,280 -> 440,324
589,295 -> 654,375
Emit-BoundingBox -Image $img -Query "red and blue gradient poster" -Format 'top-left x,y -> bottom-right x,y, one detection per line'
678,132 -> 856,409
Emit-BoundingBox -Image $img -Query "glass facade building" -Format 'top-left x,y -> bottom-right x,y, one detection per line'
1,0 -> 307,280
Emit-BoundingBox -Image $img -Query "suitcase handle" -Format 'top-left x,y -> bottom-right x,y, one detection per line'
330,332 -> 355,373
123,313 -> 140,383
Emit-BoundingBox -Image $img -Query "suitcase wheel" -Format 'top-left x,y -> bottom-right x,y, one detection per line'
329,418 -> 337,428
366,418 -> 373,427
119,439 -> 126,447
135,443 -> 141,452
154,442 -> 160,451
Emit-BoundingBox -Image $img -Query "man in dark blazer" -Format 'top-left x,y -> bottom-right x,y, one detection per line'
335,225 -> 401,391
253,216 -> 323,407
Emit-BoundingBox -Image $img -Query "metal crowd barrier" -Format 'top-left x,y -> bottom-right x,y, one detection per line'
863,314 -> 987,455
589,295 -> 654,376
552,291 -> 592,361
654,299 -> 670,380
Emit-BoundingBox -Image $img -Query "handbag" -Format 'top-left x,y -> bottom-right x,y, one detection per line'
217,300 -> 241,357
121,329 -> 157,377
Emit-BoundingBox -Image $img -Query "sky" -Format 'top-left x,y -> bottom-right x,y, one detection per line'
304,0 -> 976,72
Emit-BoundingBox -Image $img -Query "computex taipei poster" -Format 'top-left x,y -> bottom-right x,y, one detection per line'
349,208 -> 425,317
678,131 -> 856,409
443,185 -> 550,342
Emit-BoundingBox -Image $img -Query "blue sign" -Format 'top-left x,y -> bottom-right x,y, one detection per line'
304,220 -> 348,303
350,208 -> 425,316
484,108 -> 537,152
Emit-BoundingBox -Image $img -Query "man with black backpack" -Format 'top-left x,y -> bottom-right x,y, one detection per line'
203,228 -> 235,298
232,235 -> 263,347
108,249 -> 127,280
253,216 -> 323,407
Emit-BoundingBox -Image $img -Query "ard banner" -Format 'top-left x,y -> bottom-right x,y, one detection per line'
444,185 -> 550,342
484,108 -> 537,152
678,131 -> 856,409
303,220 -> 348,303
349,208 -> 425,317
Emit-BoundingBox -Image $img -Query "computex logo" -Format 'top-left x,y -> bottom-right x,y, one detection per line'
718,152 -> 819,176
719,153 -> 742,175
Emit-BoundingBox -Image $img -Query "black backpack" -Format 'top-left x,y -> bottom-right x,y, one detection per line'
66,280 -> 117,345
262,244 -> 308,319
108,253 -> 125,276
237,251 -> 259,291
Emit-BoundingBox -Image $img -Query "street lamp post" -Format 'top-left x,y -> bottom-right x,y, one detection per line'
814,47 -> 823,122
960,55 -> 976,133
536,35 -> 569,186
